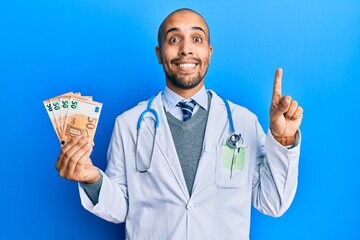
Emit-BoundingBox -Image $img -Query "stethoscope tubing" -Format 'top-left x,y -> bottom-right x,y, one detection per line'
218,94 -> 235,134
137,96 -> 159,130
135,94 -> 242,174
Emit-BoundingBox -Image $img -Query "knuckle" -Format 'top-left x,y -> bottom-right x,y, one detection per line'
63,152 -> 71,160
299,106 -> 304,113
69,156 -> 78,164
71,172 -> 81,182
65,173 -> 74,181
295,107 -> 303,116
77,161 -> 85,168
65,171 -> 77,181
59,170 -> 66,178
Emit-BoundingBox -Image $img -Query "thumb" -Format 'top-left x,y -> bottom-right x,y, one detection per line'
279,96 -> 292,112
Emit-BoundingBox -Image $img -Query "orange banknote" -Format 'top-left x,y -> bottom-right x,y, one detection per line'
43,92 -> 102,145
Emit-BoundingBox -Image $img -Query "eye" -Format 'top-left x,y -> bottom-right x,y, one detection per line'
194,37 -> 202,43
169,37 -> 180,43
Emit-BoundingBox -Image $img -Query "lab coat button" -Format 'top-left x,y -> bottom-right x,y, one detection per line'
186,203 -> 194,210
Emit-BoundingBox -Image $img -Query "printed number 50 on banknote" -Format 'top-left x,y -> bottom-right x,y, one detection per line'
62,96 -> 102,144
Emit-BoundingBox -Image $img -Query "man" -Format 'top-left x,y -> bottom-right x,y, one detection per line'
56,8 -> 303,239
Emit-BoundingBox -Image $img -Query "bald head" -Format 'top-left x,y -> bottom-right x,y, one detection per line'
157,8 -> 211,48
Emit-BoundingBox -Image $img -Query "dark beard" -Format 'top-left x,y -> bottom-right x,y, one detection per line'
165,71 -> 204,90
164,57 -> 210,90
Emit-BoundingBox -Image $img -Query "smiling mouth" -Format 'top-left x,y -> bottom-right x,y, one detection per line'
177,63 -> 197,70
172,58 -> 201,71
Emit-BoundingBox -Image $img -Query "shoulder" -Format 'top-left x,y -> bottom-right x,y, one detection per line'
114,92 -> 162,125
228,100 -> 258,121
209,90 -> 258,121
114,101 -> 147,127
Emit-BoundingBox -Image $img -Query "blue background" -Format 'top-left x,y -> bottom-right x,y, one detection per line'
1,0 -> 359,239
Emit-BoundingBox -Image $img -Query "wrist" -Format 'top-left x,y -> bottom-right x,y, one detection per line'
272,133 -> 296,146
84,169 -> 101,184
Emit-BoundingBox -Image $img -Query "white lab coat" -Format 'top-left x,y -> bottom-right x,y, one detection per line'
79,90 -> 300,240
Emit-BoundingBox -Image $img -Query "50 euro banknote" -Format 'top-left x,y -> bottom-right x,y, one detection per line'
43,92 -> 102,144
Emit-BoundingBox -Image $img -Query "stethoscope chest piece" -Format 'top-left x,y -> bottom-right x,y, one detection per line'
226,133 -> 244,179
226,133 -> 244,149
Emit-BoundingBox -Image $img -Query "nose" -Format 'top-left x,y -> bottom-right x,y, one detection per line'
179,40 -> 193,56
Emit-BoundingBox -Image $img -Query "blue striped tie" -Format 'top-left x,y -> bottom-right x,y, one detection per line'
177,100 -> 196,122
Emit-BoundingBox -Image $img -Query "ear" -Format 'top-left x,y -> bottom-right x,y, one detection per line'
155,46 -> 163,64
208,45 -> 213,64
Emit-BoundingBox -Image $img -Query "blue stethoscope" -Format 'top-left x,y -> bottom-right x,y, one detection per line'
135,94 -> 244,178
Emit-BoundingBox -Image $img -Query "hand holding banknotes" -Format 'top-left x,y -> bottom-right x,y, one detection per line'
43,92 -> 102,183
56,136 -> 100,183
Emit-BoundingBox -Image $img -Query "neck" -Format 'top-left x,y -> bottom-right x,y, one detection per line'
166,81 -> 204,99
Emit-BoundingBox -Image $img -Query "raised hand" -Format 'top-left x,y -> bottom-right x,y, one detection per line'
269,68 -> 303,145
55,136 -> 100,183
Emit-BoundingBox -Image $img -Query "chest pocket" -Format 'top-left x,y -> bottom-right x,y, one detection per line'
215,144 -> 249,188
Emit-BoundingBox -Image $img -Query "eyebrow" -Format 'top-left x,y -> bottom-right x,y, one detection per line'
165,26 -> 206,38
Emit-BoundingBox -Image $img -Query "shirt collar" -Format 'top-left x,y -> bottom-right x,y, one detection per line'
162,86 -> 209,112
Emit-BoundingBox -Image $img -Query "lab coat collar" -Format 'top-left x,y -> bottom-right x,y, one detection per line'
162,86 -> 209,112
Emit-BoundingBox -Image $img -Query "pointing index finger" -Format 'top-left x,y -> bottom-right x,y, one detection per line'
272,68 -> 283,100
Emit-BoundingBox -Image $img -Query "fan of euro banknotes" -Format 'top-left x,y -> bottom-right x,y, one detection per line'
43,92 -> 102,145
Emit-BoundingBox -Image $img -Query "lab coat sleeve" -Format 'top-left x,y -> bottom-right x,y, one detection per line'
252,120 -> 301,217
78,116 -> 129,223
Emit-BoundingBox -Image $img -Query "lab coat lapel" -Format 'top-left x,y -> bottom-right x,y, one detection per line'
202,91 -> 229,152
147,92 -> 190,199
192,91 -> 229,194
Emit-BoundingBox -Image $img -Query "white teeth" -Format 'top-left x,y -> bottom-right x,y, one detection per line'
179,63 -> 196,68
